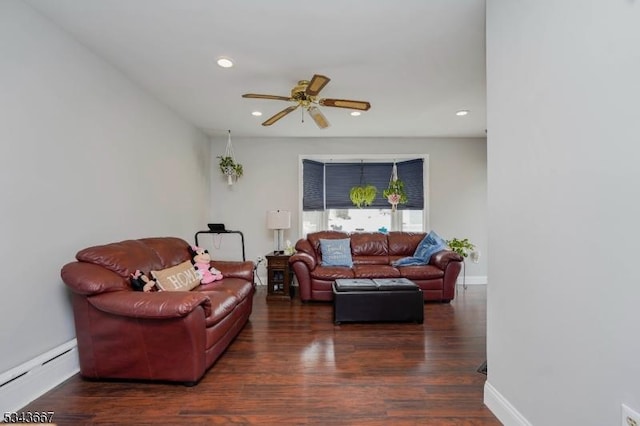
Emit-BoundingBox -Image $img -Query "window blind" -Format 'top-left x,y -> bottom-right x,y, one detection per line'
302,159 -> 325,211
397,158 -> 424,209
303,158 -> 424,210
325,162 -> 392,209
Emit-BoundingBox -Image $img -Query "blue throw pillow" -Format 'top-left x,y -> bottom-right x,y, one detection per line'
320,238 -> 353,267
412,231 -> 447,262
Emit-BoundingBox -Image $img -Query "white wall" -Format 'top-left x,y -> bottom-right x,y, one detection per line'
208,136 -> 487,280
0,0 -> 210,374
486,1 -> 640,425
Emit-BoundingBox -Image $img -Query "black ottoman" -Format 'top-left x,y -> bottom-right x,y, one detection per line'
332,278 -> 424,324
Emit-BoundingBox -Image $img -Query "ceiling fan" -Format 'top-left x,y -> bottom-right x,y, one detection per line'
242,74 -> 371,129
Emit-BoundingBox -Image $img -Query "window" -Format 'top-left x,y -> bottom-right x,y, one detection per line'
301,156 -> 427,235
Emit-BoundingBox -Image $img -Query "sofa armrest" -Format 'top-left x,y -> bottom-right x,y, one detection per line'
430,250 -> 463,270
211,260 -> 254,282
88,291 -> 212,319
289,252 -> 317,271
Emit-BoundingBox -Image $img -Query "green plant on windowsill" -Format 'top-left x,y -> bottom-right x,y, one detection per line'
446,238 -> 475,258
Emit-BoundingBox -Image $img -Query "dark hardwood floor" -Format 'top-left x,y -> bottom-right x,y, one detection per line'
22,285 -> 499,425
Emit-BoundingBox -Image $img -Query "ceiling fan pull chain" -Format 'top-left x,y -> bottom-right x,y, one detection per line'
301,107 -> 304,123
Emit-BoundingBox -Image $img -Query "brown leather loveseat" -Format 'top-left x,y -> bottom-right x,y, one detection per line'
61,237 -> 254,385
290,231 -> 462,303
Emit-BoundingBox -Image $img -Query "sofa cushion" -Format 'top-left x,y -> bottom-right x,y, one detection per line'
353,264 -> 401,279
319,238 -> 353,267
140,237 -> 192,269
76,239 -> 163,278
199,291 -> 239,327
311,266 -> 355,281
352,255 -> 390,265
151,261 -> 201,292
396,264 -> 444,280
200,278 -> 254,301
388,232 -> 425,256
350,232 -> 388,256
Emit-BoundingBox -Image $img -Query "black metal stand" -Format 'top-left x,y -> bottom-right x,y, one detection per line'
194,230 -> 246,261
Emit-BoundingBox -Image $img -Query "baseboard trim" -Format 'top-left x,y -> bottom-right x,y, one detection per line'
259,274 -> 487,286
484,381 -> 532,426
456,275 -> 487,285
0,339 -> 79,413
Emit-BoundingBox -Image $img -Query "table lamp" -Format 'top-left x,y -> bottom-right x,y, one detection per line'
267,210 -> 291,255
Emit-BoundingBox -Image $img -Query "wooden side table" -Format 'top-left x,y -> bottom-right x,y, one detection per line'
266,252 -> 293,301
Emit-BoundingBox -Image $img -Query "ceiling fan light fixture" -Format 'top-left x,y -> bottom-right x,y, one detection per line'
216,57 -> 234,68
456,110 -> 469,116
308,106 -> 330,129
350,111 -> 361,117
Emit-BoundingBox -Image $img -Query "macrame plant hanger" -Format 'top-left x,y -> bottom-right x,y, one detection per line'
388,163 -> 400,212
221,130 -> 241,185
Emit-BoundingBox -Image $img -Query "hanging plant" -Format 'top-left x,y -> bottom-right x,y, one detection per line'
383,162 -> 408,212
350,184 -> 378,208
349,161 -> 378,208
218,130 -> 243,185
218,156 -> 243,180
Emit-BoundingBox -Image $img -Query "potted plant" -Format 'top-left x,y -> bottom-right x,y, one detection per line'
446,238 -> 476,258
383,178 -> 407,212
383,163 -> 408,212
218,155 -> 243,185
350,184 -> 378,208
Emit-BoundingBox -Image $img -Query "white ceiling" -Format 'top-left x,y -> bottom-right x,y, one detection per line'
27,0 -> 486,138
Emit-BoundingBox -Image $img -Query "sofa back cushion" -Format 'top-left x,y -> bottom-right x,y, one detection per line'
350,232 -> 389,265
139,237 -> 192,269
388,232 -> 427,257
76,239 -> 164,278
76,237 -> 192,279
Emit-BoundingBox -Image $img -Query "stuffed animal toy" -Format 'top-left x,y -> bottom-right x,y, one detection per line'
189,245 -> 223,284
130,270 -> 158,292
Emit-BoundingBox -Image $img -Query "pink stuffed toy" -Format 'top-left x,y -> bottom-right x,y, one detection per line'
189,245 -> 223,284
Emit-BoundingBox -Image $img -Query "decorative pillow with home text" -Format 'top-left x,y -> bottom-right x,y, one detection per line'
151,260 -> 201,292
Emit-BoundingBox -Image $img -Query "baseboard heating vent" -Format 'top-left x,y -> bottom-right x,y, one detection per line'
0,339 -> 79,413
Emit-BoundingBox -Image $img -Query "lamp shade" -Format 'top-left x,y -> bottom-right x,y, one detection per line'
266,210 -> 291,230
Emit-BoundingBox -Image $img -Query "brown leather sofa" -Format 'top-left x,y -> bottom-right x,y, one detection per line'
61,237 -> 254,385
290,231 -> 463,303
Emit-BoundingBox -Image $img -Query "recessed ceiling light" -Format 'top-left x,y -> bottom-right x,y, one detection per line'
350,111 -> 361,116
251,111 -> 262,117
456,110 -> 469,116
216,57 -> 234,68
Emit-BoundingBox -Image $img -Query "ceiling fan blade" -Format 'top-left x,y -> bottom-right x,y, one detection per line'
242,94 -> 292,101
262,105 -> 299,126
320,98 -> 371,111
308,106 -> 330,129
305,74 -> 331,96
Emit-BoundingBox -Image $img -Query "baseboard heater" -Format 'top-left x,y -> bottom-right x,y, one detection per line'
0,339 -> 79,413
